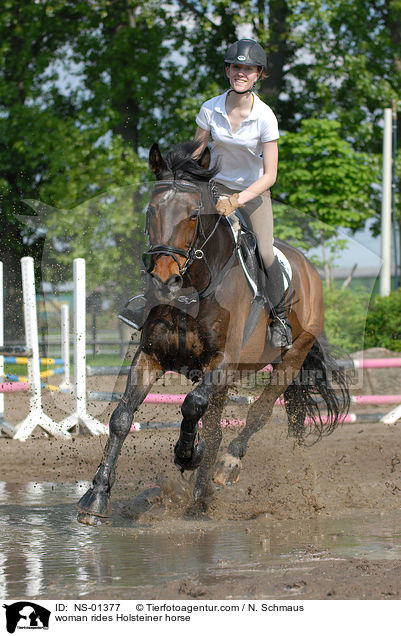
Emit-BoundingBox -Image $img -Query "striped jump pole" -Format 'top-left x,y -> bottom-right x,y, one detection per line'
59,259 -> 107,436
13,258 -> 71,441
3,355 -> 64,365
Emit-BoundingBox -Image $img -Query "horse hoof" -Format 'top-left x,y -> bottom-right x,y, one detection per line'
174,438 -> 206,472
77,488 -> 110,518
213,454 -> 242,485
77,512 -> 103,526
193,481 -> 213,506
186,498 -> 209,517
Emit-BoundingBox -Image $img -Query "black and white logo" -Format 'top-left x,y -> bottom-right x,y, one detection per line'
237,55 -> 246,61
3,602 -> 50,633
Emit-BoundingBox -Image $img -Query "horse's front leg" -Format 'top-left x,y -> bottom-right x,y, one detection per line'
77,348 -> 162,525
173,359 -> 229,474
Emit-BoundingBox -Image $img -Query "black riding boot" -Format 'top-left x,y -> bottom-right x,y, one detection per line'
118,295 -> 148,330
264,257 -> 292,349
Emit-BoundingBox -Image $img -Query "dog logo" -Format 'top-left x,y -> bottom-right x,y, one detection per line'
3,602 -> 50,633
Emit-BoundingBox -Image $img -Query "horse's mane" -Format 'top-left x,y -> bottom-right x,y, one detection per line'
164,141 -> 218,183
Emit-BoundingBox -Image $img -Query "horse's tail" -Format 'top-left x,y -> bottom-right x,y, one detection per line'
284,333 -> 351,445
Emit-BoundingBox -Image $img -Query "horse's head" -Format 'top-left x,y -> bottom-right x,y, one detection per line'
144,142 -> 217,301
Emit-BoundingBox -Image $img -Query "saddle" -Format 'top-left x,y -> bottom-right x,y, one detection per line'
224,212 -> 293,346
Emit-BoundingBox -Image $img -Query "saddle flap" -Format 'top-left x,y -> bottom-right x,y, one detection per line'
225,214 -> 292,296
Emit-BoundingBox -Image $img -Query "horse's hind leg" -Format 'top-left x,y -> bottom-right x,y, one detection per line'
284,383 -> 307,444
77,349 -> 162,525
214,333 -> 316,485
193,386 -> 228,506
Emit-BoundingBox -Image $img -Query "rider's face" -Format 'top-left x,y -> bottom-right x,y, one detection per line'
226,63 -> 259,92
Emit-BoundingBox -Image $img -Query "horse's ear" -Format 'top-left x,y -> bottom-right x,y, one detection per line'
149,143 -> 166,175
197,146 -> 210,170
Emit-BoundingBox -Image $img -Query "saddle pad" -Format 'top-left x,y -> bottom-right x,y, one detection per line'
273,244 -> 292,291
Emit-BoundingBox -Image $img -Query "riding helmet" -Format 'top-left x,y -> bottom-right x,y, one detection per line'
224,39 -> 267,71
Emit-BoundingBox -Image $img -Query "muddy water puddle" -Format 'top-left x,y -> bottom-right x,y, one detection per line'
1,482 -> 401,599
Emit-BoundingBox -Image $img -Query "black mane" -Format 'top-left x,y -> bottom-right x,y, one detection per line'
164,141 -> 218,182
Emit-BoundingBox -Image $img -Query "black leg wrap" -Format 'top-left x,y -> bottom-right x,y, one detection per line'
174,428 -> 205,472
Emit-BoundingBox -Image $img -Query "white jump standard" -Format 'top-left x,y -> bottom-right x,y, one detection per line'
60,258 -> 107,436
13,258 -> 71,441
0,261 -> 15,437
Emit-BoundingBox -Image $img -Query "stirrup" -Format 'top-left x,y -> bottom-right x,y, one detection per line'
268,316 -> 292,349
118,295 -> 147,330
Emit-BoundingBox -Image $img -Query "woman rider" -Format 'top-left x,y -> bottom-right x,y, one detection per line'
119,38 -> 291,349
193,39 -> 292,349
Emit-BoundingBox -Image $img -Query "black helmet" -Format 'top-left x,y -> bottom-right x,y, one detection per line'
224,39 -> 267,71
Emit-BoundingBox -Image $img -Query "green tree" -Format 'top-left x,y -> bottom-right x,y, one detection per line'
289,0 -> 401,150
30,136 -> 148,307
364,289 -> 401,351
70,0 -> 181,153
0,0 -> 95,333
273,119 -> 377,283
174,0 -> 298,137
323,285 -> 370,352
3,0 -> 399,330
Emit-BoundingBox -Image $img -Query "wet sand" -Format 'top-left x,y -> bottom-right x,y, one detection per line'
1,348 -> 401,599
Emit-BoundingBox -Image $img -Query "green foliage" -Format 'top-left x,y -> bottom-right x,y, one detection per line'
273,119 -> 378,275
323,284 -> 371,352
288,0 -> 401,151
70,0 -> 180,152
275,119 -> 376,239
2,0 -> 400,331
364,289 -> 401,352
324,286 -> 401,353
27,136 -> 149,307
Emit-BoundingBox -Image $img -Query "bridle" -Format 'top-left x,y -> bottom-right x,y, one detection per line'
143,179 -> 227,289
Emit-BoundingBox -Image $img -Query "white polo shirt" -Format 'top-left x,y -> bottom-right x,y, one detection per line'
196,90 -> 279,189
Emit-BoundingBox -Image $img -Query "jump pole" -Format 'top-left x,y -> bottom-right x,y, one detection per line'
60,258 -> 107,436
87,357 -> 401,377
88,391 -> 401,409
0,262 -> 16,437
13,257 -> 70,441
380,403 -> 401,425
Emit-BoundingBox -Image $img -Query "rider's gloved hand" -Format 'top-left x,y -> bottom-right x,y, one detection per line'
216,193 -> 243,216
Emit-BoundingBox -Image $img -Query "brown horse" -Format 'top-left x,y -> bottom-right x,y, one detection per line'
77,141 -> 350,524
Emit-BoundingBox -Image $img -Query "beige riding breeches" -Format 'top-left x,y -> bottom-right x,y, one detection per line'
214,182 -> 275,269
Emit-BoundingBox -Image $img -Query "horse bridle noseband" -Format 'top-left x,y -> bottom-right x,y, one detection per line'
143,179 -> 224,283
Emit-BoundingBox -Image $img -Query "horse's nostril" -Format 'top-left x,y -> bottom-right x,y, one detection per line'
150,273 -> 162,289
168,275 -> 183,290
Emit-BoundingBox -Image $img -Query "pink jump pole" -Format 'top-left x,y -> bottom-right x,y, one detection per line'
0,381 -> 30,394
0,262 -> 17,436
351,395 -> 401,405
354,358 -> 401,369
